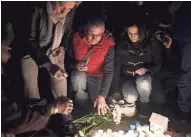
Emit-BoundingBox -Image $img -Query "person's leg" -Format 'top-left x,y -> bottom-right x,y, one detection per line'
71,71 -> 91,115
21,55 -> 40,99
121,80 -> 138,104
136,74 -> 152,117
178,42 -> 191,122
50,51 -> 67,98
121,80 -> 138,117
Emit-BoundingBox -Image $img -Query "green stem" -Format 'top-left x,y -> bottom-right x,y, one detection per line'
72,113 -> 94,123
89,120 -> 109,135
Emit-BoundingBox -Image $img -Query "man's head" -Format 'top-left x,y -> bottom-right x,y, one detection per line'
86,18 -> 105,45
51,1 -> 81,17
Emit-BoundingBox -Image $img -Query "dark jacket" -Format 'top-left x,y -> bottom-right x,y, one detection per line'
73,32 -> 115,98
170,2 -> 191,42
113,35 -> 162,91
2,99 -> 50,135
25,2 -> 75,67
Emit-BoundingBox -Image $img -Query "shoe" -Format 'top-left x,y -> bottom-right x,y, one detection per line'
179,111 -> 189,124
139,102 -> 150,118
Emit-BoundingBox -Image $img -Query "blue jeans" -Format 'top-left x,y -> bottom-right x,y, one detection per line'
71,71 -> 103,113
178,42 -> 191,113
121,74 -> 152,103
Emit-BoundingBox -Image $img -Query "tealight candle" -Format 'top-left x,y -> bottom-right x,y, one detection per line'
107,129 -> 112,134
118,130 -> 125,135
98,129 -> 103,134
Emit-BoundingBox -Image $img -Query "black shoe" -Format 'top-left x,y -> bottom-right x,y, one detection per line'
139,102 -> 150,118
179,111 -> 189,124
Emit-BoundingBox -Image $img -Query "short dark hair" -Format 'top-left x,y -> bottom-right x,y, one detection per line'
50,1 -> 81,10
86,17 -> 105,30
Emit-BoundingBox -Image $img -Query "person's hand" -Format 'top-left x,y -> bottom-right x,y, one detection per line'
58,100 -> 73,115
54,68 -> 68,79
52,46 -> 64,58
45,63 -> 67,79
135,68 -> 149,75
77,61 -> 88,72
52,99 -> 73,115
163,35 -> 172,49
94,96 -> 109,115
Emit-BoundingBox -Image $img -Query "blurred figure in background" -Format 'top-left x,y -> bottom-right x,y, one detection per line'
169,2 -> 191,123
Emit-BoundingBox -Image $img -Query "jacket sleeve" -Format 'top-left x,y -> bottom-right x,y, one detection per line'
27,7 -> 50,67
3,106 -> 50,135
145,39 -> 163,74
99,47 -> 115,98
112,47 -> 122,92
60,9 -> 76,50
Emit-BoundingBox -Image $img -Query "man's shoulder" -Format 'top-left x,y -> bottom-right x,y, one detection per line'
100,33 -> 115,48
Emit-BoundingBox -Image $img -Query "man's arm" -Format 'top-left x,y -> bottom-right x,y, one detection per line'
27,7 -> 50,67
99,47 -> 115,98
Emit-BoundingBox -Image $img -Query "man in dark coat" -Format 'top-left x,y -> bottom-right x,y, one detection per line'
169,2 -> 191,123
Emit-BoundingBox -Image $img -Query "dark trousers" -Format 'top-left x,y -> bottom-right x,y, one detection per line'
71,71 -> 103,114
178,42 -> 191,113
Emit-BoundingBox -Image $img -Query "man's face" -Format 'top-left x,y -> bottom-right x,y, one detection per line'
127,25 -> 139,43
53,2 -> 77,17
86,25 -> 105,45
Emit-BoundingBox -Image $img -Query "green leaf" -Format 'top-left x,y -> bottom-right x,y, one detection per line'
82,128 -> 86,134
92,121 -> 97,125
79,130 -> 85,137
74,134 -> 79,137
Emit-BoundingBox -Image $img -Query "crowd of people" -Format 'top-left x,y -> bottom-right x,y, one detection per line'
1,1 -> 191,137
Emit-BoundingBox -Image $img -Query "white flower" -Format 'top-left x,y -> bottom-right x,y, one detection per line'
112,104 -> 122,124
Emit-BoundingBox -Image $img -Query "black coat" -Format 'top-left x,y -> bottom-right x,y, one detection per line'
113,37 -> 162,91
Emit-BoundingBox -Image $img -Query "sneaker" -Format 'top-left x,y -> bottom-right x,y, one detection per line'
139,102 -> 150,118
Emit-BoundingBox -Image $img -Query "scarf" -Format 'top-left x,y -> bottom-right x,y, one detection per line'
46,2 -> 66,64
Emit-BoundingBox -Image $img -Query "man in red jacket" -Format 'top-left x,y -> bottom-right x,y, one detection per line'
71,18 -> 115,115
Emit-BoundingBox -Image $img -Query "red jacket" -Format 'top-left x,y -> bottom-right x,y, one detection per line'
73,32 -> 115,76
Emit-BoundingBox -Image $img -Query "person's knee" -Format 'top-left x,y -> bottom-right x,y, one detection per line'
122,81 -> 138,103
136,75 -> 152,92
123,94 -> 138,104
21,58 -> 38,81
71,71 -> 87,91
